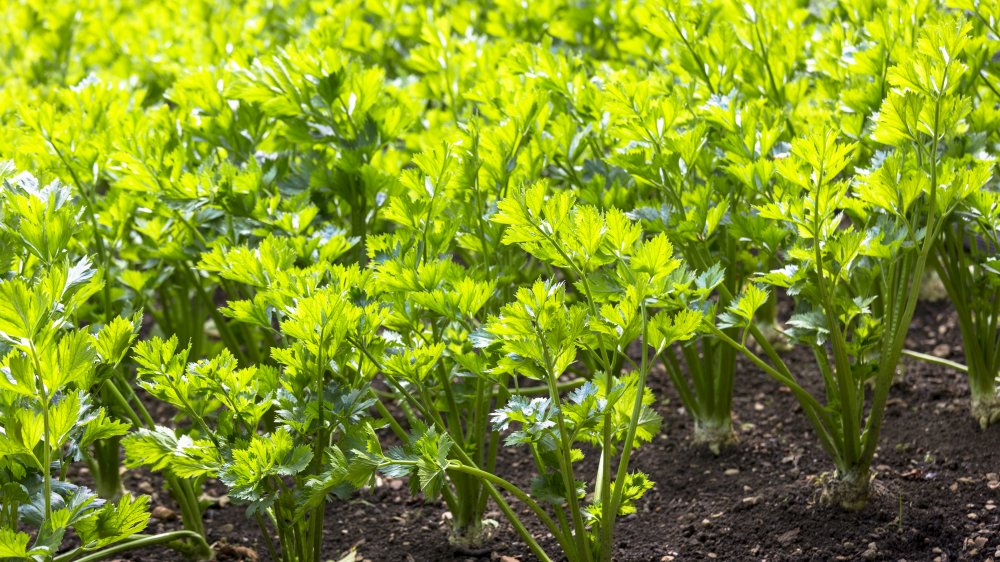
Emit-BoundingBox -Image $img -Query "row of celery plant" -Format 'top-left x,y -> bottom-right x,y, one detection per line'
0,169 -> 212,560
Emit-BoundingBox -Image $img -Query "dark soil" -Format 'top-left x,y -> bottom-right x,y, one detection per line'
112,300 -> 1000,561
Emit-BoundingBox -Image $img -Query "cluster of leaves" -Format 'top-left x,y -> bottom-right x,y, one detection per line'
123,257 -> 384,562
0,170 -> 204,560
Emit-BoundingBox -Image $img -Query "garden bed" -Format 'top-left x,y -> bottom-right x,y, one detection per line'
4,3 -> 1000,562
119,300 -> 1000,562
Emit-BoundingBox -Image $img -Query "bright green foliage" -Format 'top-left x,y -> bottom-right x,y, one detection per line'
0,171 -> 205,561
609,80 -> 788,450
371,184 -> 706,562
125,266 -> 383,562
710,12 -> 987,509
1,0 -> 999,560
357,133 -> 550,547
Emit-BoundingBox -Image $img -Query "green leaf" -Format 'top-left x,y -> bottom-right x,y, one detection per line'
47,392 -> 82,449
650,308 -> 702,350
613,471 -> 654,516
381,343 -> 445,384
40,329 -> 97,391
720,283 -> 771,335
0,350 -> 36,397
15,409 -> 45,455
414,431 -> 453,501
79,408 -> 131,449
630,234 -> 678,280
0,528 -> 43,559
93,313 -> 142,366
75,494 -> 151,549
0,279 -> 49,344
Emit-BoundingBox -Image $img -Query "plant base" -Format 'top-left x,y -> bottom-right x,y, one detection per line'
752,321 -> 793,353
819,470 -> 871,511
447,518 -> 497,554
918,269 -> 949,303
692,419 -> 737,455
971,391 -> 1000,430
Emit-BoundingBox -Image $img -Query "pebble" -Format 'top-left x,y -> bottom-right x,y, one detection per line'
863,542 -> 878,561
724,468 -> 740,476
776,528 -> 799,545
150,506 -> 176,521
987,473 -> 1000,490
932,344 -> 951,357
200,493 -> 230,507
499,556 -> 520,562
137,481 -> 154,494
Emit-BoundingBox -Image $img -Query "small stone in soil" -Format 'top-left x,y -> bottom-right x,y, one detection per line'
777,528 -> 799,545
150,506 -> 176,521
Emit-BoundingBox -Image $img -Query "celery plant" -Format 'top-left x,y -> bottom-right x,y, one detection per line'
0,170 -> 209,561
710,15 -> 986,508
370,183 -> 708,561
361,110 -> 547,548
926,0 -> 1000,428
608,82 -> 788,452
931,191 -> 1000,428
227,43 -> 416,264
366,237 -> 503,548
125,265 -> 383,562
17,80 -> 143,500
